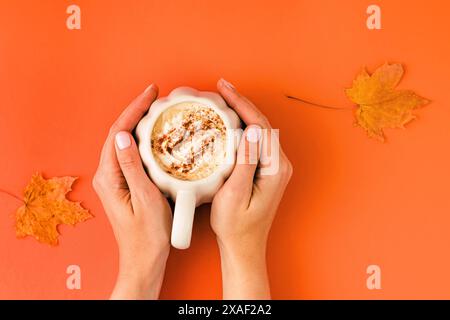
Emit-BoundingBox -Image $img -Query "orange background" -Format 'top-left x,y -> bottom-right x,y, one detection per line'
1,0 -> 450,299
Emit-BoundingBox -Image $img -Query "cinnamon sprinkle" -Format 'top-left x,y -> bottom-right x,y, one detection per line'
151,103 -> 226,180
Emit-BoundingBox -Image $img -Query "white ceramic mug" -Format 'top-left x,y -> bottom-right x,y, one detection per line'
136,87 -> 241,249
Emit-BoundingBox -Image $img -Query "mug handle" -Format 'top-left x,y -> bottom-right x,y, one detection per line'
171,190 -> 196,249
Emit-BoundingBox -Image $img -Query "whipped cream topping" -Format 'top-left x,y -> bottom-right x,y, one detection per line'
151,102 -> 227,181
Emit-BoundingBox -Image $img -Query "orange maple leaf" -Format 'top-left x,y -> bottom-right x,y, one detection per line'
15,173 -> 92,246
345,63 -> 430,141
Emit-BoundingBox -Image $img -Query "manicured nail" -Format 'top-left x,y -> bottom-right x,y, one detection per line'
221,78 -> 235,91
116,132 -> 131,150
246,125 -> 262,143
144,83 -> 155,93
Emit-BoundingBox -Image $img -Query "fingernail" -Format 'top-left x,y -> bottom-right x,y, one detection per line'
220,78 -> 235,91
144,83 -> 155,93
116,132 -> 131,150
246,125 -> 262,143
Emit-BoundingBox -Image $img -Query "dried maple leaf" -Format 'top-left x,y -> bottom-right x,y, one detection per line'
15,172 -> 92,246
345,63 -> 430,141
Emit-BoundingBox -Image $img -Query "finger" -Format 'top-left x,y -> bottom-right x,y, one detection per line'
216,79 -> 292,186
217,78 -> 271,128
99,84 -> 159,169
254,129 -> 293,191
110,84 -> 159,133
114,131 -> 152,192
223,125 -> 262,205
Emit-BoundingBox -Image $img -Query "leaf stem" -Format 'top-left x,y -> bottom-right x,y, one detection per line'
286,95 -> 353,110
0,189 -> 23,203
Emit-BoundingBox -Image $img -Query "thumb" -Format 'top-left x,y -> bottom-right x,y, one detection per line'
225,125 -> 262,195
114,131 -> 150,190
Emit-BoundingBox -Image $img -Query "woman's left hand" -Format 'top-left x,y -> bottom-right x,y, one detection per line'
92,84 -> 172,300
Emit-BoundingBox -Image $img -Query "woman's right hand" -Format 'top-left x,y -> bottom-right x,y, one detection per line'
211,79 -> 293,299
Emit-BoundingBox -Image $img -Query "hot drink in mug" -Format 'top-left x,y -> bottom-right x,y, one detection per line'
136,87 -> 241,249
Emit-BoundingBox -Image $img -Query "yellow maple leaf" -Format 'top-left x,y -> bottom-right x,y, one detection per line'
345,63 -> 430,141
15,173 -> 92,246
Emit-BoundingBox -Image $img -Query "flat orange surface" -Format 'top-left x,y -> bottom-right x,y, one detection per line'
1,0 -> 449,299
